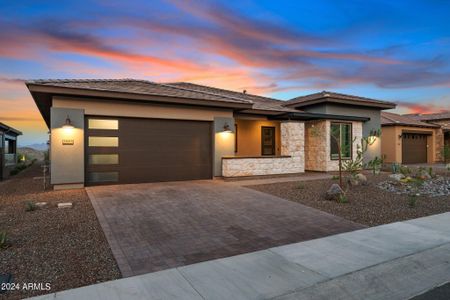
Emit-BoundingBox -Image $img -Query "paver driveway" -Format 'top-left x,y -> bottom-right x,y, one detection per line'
87,180 -> 363,277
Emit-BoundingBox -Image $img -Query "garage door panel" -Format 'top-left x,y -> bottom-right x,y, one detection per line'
402,133 -> 427,164
86,117 -> 212,185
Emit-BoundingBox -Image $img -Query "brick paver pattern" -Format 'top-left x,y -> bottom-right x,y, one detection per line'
87,180 -> 363,277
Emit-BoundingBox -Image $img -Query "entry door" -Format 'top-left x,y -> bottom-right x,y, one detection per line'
261,127 -> 275,155
402,133 -> 427,164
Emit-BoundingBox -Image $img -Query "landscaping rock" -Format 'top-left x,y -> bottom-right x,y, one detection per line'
355,173 -> 367,185
389,174 -> 405,182
57,202 -> 73,209
325,183 -> 345,201
378,175 -> 450,197
35,202 -> 47,208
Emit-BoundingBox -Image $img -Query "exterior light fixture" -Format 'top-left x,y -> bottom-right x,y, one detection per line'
62,115 -> 74,129
223,123 -> 232,133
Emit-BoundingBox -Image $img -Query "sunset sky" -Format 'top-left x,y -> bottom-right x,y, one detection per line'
1,0 -> 450,145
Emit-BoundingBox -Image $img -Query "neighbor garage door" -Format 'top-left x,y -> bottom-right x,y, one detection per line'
402,133 -> 427,164
85,117 -> 212,185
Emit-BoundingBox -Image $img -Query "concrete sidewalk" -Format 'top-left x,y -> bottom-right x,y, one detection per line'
31,213 -> 450,300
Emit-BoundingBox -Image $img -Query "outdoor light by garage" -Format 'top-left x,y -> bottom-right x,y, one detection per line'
222,123 -> 232,133
61,115 -> 75,145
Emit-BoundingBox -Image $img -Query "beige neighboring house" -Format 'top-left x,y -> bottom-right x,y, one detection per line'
381,111 -> 448,164
26,79 -> 395,190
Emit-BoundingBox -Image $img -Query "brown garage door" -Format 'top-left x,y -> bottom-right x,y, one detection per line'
402,133 -> 427,164
85,117 -> 212,185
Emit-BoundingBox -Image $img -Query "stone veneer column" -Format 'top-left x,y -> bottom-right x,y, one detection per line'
281,121 -> 305,173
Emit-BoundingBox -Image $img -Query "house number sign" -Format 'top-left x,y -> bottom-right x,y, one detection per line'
62,139 -> 74,145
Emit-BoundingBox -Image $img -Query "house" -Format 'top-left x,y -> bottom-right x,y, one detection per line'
26,79 -> 395,189
0,122 -> 22,180
380,111 -> 445,164
405,112 -> 450,163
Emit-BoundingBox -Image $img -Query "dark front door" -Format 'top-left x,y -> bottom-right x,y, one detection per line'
402,133 -> 427,164
261,127 -> 275,156
85,117 -> 213,185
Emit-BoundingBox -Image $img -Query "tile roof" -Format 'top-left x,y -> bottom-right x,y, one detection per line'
26,79 -> 254,105
381,112 -> 440,128
286,91 -> 396,108
166,82 -> 299,113
403,112 -> 450,121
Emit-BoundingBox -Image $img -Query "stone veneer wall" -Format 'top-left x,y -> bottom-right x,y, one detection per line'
222,121 -> 304,177
429,119 -> 450,162
304,120 -> 363,172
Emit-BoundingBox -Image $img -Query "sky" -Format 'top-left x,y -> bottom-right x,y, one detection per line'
1,0 -> 450,146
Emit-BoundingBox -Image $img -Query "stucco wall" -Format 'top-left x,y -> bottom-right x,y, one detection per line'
50,107 -> 84,186
214,117 -> 235,177
304,120 -> 363,172
235,119 -> 281,156
381,125 -> 438,163
53,97 -> 233,121
222,121 -> 304,177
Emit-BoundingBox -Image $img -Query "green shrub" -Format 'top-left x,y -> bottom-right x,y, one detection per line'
332,175 -> 339,180
10,163 -> 28,176
408,195 -> 418,208
296,183 -> 305,189
399,165 -> 412,176
338,194 -> 348,203
0,232 -> 9,249
25,201 -> 37,212
444,145 -> 450,162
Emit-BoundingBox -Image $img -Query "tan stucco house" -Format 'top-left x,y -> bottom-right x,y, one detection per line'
381,111 -> 448,164
26,79 -> 395,189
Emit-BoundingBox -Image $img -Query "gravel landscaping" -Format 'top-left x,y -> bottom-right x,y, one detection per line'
0,163 -> 120,300
249,172 -> 450,227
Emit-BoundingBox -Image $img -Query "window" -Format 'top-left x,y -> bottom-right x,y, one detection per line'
88,136 -> 119,147
88,154 -> 119,165
330,123 -> 352,160
88,172 -> 119,183
88,119 -> 118,130
261,127 -> 275,156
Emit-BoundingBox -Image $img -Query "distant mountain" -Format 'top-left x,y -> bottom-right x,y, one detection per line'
18,147 -> 45,161
23,143 -> 48,151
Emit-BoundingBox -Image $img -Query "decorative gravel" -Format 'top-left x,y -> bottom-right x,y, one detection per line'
249,172 -> 450,227
378,176 -> 450,197
0,164 -> 120,300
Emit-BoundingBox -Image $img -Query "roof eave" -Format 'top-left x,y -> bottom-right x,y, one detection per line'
285,98 -> 396,110
269,112 -> 370,122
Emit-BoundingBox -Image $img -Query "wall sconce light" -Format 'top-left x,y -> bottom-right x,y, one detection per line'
62,115 -> 75,130
223,123 -> 232,133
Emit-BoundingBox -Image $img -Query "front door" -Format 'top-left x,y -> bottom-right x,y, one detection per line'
261,127 -> 275,155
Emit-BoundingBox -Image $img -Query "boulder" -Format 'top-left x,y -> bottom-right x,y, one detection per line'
389,174 -> 405,182
325,183 -> 345,201
57,202 -> 72,209
355,173 -> 368,185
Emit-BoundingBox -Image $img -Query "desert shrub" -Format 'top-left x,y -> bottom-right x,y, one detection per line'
338,194 -> 348,203
399,165 -> 412,176
0,232 -> 9,249
25,201 -> 37,212
10,163 -> 28,176
332,175 -> 339,180
444,145 -> 450,162
296,183 -> 305,189
408,195 -> 418,208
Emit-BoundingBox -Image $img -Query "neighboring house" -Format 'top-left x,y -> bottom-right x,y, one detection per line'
0,122 -> 22,180
381,112 -> 443,164
26,79 -> 395,189
405,112 -> 450,162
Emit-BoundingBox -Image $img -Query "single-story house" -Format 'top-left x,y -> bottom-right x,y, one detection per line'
381,111 -> 444,164
0,122 -> 22,180
405,112 -> 450,162
26,79 -> 395,189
